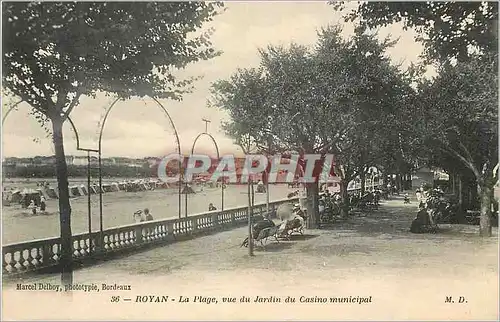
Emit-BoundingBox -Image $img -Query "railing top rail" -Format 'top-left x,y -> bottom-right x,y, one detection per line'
2,236 -> 61,250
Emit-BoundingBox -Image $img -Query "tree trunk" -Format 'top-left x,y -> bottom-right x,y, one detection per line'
382,172 -> 389,186
339,180 -> 349,218
360,170 -> 366,196
395,173 -> 402,192
406,173 -> 412,190
478,184 -> 493,237
458,175 -> 464,206
305,182 -> 319,229
471,181 -> 479,209
51,116 -> 73,287
451,173 -> 456,196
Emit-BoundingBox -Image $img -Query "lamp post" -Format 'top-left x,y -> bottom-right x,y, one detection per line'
247,176 -> 254,256
184,176 -> 188,218
265,134 -> 271,218
67,117 -> 99,255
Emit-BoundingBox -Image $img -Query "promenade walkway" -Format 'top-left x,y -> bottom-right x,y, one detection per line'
3,196 -> 498,320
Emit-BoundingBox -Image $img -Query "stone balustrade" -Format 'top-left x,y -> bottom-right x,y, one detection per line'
3,185 -> 380,277
2,197 -> 293,276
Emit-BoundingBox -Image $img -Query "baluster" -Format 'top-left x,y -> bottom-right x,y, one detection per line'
119,232 -> 126,246
82,238 -> 89,255
56,244 -> 62,262
102,235 -> 108,250
126,231 -> 132,245
158,225 -> 164,239
135,225 -> 143,244
107,234 -> 113,249
17,251 -> 25,271
212,213 -> 218,230
114,233 -> 120,248
73,240 -> 80,257
166,222 -> 174,240
152,225 -> 158,240
149,225 -> 154,240
146,226 -> 152,241
33,248 -> 42,267
231,211 -> 236,226
191,218 -> 197,235
4,253 -> 14,273
25,249 -> 35,270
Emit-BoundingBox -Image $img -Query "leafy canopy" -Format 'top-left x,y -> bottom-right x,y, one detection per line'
332,1 -> 498,63
415,53 -> 498,185
3,2 -> 223,120
211,25 -> 413,180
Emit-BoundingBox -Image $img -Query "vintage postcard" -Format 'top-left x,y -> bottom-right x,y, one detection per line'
2,1 -> 499,321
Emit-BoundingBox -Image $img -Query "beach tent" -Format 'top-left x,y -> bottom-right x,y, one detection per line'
19,188 -> 42,206
9,189 -> 23,203
69,186 -> 82,197
46,187 -> 59,199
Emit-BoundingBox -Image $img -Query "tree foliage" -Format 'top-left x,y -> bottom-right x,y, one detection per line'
2,1 -> 223,283
416,53 -> 498,186
211,25 -> 412,220
332,1 -> 498,63
3,2 -> 223,120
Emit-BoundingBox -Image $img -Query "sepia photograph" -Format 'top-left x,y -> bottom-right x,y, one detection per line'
1,1 -> 499,320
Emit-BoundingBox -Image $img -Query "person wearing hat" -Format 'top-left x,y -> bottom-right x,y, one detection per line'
133,210 -> 145,223
144,208 -> 154,221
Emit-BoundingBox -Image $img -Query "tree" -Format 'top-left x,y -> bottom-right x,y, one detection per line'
2,2 -> 223,285
313,26 -> 414,212
334,1 -> 499,236
415,54 -> 498,236
332,1 -> 498,63
212,44 -> 327,228
211,25 -> 410,221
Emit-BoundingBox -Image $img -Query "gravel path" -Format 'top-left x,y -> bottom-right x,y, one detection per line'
3,196 -> 498,320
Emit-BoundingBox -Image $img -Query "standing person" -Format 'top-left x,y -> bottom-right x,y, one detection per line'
415,189 -> 422,202
208,203 -> 217,211
28,199 -> 37,215
144,208 -> 154,221
40,195 -> 46,212
133,210 -> 145,223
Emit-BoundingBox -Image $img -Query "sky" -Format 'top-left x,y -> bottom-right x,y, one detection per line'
2,2 -> 429,159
